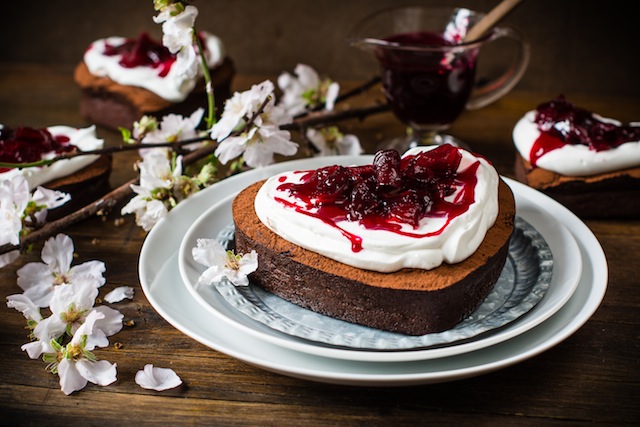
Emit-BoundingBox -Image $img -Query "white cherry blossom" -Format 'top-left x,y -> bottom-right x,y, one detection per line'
278,63 -> 340,116
33,282 -> 123,343
17,234 -> 106,308
306,126 -> 363,157
192,238 -> 258,287
121,152 -> 184,231
212,80 -> 298,168
140,109 -> 204,157
210,80 -> 277,140
45,310 -> 118,395
0,174 -> 70,249
135,364 -> 182,391
243,124 -> 299,168
153,3 -> 199,80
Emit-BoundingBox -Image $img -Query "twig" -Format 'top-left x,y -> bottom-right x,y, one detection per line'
0,136 -> 209,170
283,102 -> 390,130
334,76 -> 381,105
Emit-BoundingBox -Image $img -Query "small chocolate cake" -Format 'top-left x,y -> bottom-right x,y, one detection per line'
74,58 -> 234,131
513,96 -> 640,219
232,179 -> 515,336
0,125 -> 112,219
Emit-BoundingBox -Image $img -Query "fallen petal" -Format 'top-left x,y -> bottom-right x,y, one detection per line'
104,286 -> 134,303
135,364 -> 182,391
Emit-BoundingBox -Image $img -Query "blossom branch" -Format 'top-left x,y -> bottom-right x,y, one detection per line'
0,96 -> 276,256
0,144 -> 215,256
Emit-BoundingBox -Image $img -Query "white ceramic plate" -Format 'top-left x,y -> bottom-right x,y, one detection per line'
174,156 -> 580,361
139,156 -> 606,385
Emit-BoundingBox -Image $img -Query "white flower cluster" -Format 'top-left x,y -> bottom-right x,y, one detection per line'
0,174 -> 70,268
277,64 -> 361,157
277,63 -> 340,116
7,234 -> 119,395
153,1 -> 199,82
5,233 -> 181,394
121,109 -> 217,231
211,80 -> 299,168
306,126 -> 363,157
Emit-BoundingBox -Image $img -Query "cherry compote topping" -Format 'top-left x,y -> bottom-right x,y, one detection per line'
276,145 -> 480,252
0,126 -> 74,173
103,32 -> 176,77
530,95 -> 640,166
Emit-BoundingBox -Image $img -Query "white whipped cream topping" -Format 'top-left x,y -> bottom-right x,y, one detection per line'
513,110 -> 640,176
254,146 -> 500,273
0,125 -> 103,190
83,32 -> 225,102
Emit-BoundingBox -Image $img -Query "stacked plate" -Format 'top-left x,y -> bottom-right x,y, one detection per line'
139,156 -> 607,386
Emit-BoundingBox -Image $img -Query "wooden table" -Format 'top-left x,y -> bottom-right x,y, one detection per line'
1,64 -> 639,425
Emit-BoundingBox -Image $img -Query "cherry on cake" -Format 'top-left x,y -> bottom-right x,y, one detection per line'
74,32 -> 235,131
232,145 -> 515,335
513,96 -> 640,218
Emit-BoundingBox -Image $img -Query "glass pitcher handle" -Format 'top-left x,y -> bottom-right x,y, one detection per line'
466,26 -> 531,110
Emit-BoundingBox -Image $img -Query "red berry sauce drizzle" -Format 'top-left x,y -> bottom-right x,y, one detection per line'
275,145 -> 480,252
529,95 -> 640,166
0,127 -> 74,173
102,32 -> 176,77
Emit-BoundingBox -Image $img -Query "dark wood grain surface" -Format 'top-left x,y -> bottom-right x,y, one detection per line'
1,64 -> 638,426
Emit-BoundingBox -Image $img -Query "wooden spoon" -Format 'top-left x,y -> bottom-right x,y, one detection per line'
464,0 -> 525,42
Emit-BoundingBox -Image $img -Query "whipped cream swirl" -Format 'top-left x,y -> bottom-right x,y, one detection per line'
513,110 -> 640,176
254,146 -> 500,273
84,32 -> 225,102
0,125 -> 103,190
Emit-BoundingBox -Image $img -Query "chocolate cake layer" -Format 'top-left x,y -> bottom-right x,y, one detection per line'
232,179 -> 515,336
514,153 -> 640,219
74,58 -> 235,131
